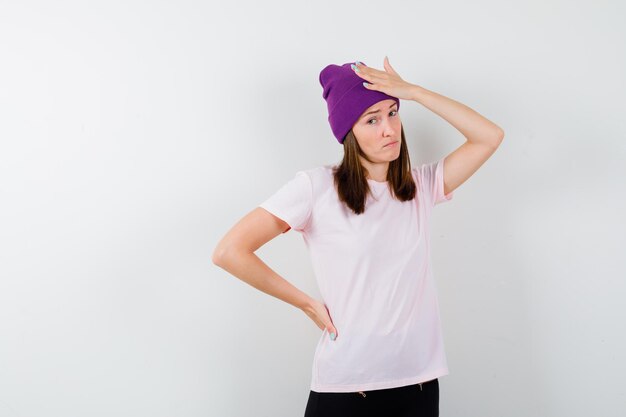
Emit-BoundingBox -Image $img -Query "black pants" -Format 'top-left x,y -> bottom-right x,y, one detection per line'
304,378 -> 439,417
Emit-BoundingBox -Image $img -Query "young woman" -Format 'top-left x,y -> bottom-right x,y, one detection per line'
213,57 -> 504,417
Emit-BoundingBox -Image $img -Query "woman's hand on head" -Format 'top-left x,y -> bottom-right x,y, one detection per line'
302,299 -> 339,341
352,56 -> 417,101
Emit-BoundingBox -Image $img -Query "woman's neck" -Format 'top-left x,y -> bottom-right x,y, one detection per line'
361,159 -> 389,182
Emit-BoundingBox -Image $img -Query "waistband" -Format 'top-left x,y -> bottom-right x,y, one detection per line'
356,378 -> 437,397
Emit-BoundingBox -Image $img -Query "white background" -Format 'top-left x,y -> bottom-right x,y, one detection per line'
1,1 -> 625,416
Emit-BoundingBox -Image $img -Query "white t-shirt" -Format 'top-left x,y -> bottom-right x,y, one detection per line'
259,157 -> 454,393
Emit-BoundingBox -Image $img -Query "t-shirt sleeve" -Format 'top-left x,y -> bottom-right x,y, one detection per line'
259,171 -> 313,234
415,157 -> 454,207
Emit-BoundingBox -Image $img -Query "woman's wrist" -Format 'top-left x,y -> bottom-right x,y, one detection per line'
298,294 -> 316,312
409,84 -> 431,105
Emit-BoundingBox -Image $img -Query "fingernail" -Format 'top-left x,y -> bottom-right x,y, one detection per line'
330,332 -> 336,340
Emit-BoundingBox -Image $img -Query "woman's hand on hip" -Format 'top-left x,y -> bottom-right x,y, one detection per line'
302,298 -> 338,341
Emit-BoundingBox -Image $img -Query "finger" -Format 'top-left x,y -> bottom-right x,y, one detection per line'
383,56 -> 398,75
362,81 -> 377,90
384,57 -> 402,80
358,65 -> 391,84
353,66 -> 385,85
323,305 -> 338,340
355,61 -> 385,77
352,63 -> 374,81
327,326 -> 338,340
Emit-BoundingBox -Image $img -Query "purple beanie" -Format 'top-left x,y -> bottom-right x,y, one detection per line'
319,61 -> 400,144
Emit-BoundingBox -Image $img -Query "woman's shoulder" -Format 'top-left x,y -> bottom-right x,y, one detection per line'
298,164 -> 336,180
293,165 -> 336,198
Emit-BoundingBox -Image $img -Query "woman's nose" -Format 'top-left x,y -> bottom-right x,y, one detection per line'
382,119 -> 396,136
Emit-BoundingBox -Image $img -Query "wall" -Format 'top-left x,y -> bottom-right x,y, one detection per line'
1,0 -> 624,416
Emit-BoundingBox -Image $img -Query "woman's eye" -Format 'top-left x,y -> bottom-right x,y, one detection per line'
367,110 -> 397,125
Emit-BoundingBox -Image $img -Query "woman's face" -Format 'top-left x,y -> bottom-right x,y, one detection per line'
351,99 -> 402,162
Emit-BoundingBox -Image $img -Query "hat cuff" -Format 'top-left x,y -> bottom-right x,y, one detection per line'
329,87 -> 400,144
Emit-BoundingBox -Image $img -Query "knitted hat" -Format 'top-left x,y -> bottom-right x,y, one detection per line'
319,61 -> 400,144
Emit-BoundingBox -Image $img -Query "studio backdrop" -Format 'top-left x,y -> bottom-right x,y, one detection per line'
1,1 -> 625,416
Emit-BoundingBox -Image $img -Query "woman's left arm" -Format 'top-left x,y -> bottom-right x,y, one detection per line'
354,57 -> 505,196
410,85 -> 504,146
410,85 -> 504,196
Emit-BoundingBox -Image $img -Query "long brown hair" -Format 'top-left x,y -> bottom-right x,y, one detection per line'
332,124 -> 417,215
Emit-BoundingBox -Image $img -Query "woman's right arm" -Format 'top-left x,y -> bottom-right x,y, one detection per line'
212,207 -> 311,308
212,207 -> 339,339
